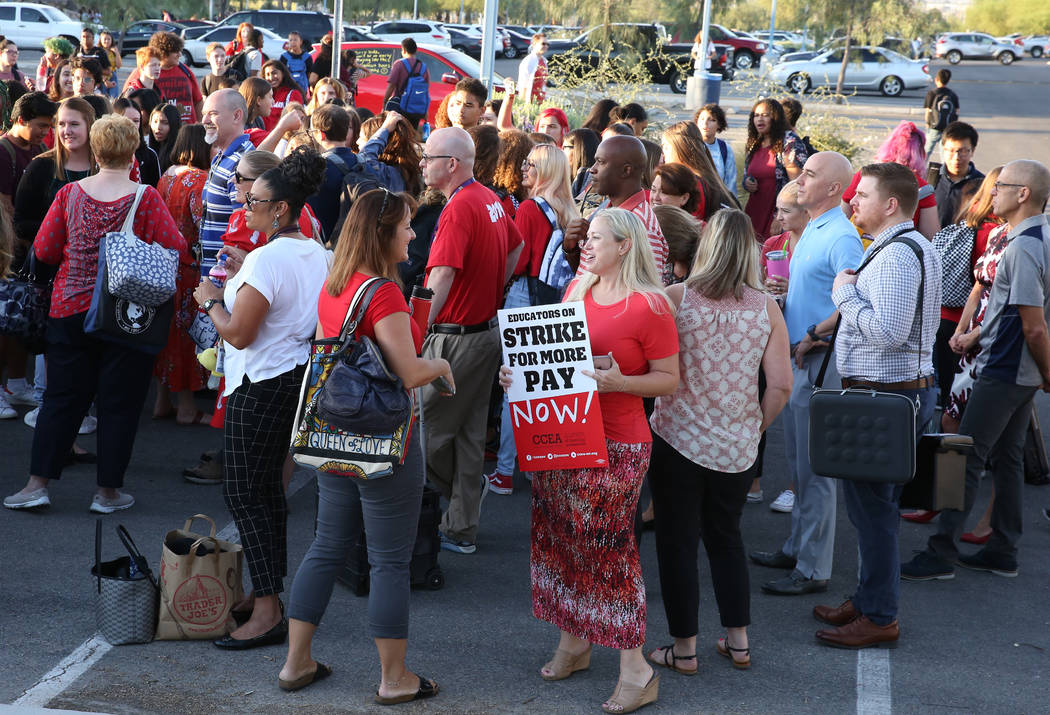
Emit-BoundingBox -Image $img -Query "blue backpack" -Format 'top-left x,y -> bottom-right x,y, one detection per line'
281,51 -> 310,94
399,58 -> 429,115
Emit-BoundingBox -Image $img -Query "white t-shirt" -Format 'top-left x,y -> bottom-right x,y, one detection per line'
246,49 -> 263,74
222,236 -> 331,396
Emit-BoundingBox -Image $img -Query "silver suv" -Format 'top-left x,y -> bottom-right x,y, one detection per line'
934,32 -> 1019,65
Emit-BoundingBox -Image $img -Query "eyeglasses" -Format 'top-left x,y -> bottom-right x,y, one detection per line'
421,153 -> 456,163
993,181 -> 1027,191
234,170 -> 255,184
521,160 -> 536,170
244,192 -> 277,210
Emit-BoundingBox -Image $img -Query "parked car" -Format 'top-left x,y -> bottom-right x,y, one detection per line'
369,20 -> 450,47
997,34 -> 1047,57
118,19 -> 185,56
315,40 -> 503,121
341,26 -> 378,42
181,24 -> 216,41
446,27 -> 482,58
546,23 -> 733,94
502,29 -> 533,59
501,24 -> 534,38
769,45 -> 930,97
183,25 -> 286,66
707,24 -> 766,70
216,10 -> 331,45
778,36 -> 907,64
751,30 -> 812,50
440,23 -> 511,57
935,32 -> 1020,64
0,2 -> 82,50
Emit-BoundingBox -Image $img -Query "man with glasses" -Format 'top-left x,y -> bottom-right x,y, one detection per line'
933,121 -> 983,229
516,34 -> 549,105
904,159 -> 1050,581
201,89 -> 254,273
419,127 -> 523,555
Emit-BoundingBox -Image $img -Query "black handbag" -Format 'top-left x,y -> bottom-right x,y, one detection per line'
808,231 -> 929,484
0,260 -> 52,354
316,277 -> 412,434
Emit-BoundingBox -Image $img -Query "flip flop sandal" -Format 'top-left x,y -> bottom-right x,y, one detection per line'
375,675 -> 439,705
648,645 -> 697,676
279,662 -> 332,692
717,636 -> 752,669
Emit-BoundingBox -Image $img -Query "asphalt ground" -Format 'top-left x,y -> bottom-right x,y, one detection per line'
4,51 -> 1050,715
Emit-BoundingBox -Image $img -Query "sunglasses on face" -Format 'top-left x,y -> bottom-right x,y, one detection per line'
244,192 -> 277,210
234,170 -> 255,184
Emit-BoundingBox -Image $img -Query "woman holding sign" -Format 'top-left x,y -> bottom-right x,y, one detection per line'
503,208 -> 679,714
647,209 -> 792,673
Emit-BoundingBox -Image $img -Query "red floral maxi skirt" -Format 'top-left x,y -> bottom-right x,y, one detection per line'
531,440 -> 651,649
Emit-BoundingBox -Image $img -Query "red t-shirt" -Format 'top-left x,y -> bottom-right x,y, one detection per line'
843,170 -> 936,227
221,205 -> 319,253
35,183 -> 186,317
580,287 -> 679,443
265,86 -> 304,133
513,198 -> 553,277
426,181 -> 523,325
123,65 -> 202,123
318,271 -> 424,352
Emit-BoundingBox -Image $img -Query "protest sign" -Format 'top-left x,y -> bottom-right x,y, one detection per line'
498,301 -> 607,471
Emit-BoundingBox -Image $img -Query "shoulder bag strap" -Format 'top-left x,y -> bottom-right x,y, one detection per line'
337,276 -> 391,343
118,184 -> 149,235
814,228 -> 918,388
532,197 -> 559,230
116,525 -> 159,590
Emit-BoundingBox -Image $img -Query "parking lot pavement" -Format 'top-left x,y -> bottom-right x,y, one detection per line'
2,384 -> 1050,713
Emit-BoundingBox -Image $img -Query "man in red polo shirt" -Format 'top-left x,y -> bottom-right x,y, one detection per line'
421,127 -> 523,555
562,135 -> 669,282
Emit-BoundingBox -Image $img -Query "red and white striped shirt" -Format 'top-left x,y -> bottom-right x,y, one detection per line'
580,190 -> 669,284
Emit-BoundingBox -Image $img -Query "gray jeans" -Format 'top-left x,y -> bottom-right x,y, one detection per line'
781,348 -> 839,580
288,437 -> 424,639
928,374 -> 1036,561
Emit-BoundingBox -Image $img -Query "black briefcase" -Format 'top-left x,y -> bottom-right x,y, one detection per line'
899,434 -> 972,510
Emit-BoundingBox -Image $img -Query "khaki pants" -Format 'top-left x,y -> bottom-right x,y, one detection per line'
421,327 -> 501,542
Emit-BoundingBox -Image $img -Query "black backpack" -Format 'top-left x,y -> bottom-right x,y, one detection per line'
324,151 -> 384,246
226,50 -> 267,83
927,89 -> 957,131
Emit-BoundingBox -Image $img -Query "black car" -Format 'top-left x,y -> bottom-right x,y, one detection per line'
118,20 -> 185,56
446,28 -> 481,59
502,29 -> 533,59
217,10 -> 332,45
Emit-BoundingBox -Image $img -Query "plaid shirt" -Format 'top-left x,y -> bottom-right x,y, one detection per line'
200,133 -> 255,272
833,221 -> 942,383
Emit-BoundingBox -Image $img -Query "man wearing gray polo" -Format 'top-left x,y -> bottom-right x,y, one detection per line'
750,151 -> 864,595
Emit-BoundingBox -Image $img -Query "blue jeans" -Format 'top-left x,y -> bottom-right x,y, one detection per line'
496,277 -> 531,475
843,384 -> 935,625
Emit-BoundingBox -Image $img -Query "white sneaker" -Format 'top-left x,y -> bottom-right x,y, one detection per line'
770,490 -> 795,513
746,489 -> 764,503
0,392 -> 15,420
5,385 -> 39,406
90,491 -> 135,514
23,406 -> 39,428
79,415 -> 98,435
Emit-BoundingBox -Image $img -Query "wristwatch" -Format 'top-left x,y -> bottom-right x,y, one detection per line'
807,324 -> 821,342
201,298 -> 219,313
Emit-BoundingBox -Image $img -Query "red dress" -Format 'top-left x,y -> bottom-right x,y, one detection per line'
155,168 -> 209,392
744,146 -> 778,239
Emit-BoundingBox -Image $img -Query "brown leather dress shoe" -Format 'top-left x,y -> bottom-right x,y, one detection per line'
813,598 -> 859,626
816,616 -> 899,649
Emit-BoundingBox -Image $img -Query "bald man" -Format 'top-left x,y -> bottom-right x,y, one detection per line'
750,151 -> 865,596
904,159 -> 1050,581
420,127 -> 523,554
200,89 -> 254,272
563,135 -> 669,281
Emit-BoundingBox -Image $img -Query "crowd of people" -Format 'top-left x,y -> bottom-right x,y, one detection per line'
2,27 -> 1050,713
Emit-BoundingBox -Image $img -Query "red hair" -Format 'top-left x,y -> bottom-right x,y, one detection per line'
536,107 -> 569,132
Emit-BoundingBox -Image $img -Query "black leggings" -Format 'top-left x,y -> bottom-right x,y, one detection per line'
649,433 -> 754,635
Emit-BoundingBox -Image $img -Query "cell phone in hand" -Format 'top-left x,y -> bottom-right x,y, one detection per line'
432,375 -> 455,396
384,99 -> 402,113
593,355 -> 612,371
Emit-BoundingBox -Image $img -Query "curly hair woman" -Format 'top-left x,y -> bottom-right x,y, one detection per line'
741,98 -> 808,239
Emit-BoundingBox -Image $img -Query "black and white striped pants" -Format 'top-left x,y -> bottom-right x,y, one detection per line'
223,365 -> 305,597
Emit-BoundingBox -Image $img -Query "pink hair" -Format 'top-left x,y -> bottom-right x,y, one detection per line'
874,121 -> 927,175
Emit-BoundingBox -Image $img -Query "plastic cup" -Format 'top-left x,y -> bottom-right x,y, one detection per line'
766,250 -> 789,279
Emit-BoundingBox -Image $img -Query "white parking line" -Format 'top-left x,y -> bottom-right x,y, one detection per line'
11,470 -> 316,708
856,649 -> 892,714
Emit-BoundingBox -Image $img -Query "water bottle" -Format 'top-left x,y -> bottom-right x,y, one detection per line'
421,121 -> 431,140
128,556 -> 141,579
209,254 -> 228,288
409,283 -> 433,338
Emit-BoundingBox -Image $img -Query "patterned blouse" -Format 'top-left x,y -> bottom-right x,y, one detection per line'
34,182 -> 185,318
650,284 -> 771,473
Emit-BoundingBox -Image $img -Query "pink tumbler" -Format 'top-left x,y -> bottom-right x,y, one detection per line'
766,250 -> 789,279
